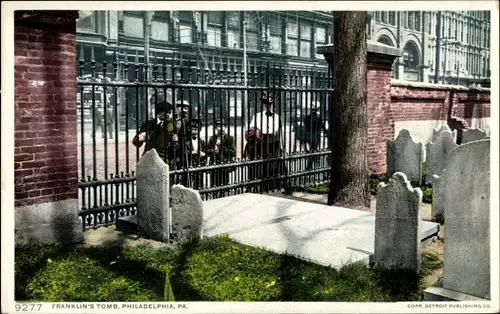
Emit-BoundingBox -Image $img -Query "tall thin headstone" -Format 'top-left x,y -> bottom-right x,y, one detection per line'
171,184 -> 203,244
431,173 -> 445,219
425,129 -> 458,184
136,149 -> 171,243
387,129 -> 423,184
442,139 -> 490,300
461,128 -> 489,144
374,172 -> 422,273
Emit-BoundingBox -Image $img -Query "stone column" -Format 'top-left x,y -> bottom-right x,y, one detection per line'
317,40 -> 402,174
14,11 -> 83,246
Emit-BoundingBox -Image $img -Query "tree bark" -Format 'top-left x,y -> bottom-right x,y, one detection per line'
327,11 -> 370,208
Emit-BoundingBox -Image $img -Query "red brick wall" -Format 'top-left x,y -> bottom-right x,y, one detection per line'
366,77 -> 491,174
14,12 -> 79,207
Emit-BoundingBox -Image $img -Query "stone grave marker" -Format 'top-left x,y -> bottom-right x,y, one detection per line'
425,129 -> 458,184
431,125 -> 457,143
431,173 -> 445,220
461,128 -> 489,144
374,172 -> 422,273
136,149 -> 170,243
171,184 -> 203,244
442,139 -> 490,300
387,129 -> 423,184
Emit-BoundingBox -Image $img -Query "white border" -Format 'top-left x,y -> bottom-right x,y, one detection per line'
2,1 -> 499,313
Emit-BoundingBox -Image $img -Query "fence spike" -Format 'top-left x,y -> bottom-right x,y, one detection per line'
211,55 -> 216,71
90,46 -> 95,63
78,46 -> 85,62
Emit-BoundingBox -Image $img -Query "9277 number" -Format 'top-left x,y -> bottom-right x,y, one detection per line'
15,304 -> 42,312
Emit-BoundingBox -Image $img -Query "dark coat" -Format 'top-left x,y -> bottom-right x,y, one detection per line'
207,133 -> 236,164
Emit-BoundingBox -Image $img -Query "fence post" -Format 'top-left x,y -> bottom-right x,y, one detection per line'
14,11 -> 83,246
317,41 -> 401,175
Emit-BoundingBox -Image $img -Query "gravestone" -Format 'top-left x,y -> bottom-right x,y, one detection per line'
374,172 -> 422,273
425,129 -> 458,184
461,128 -> 489,144
171,184 -> 203,244
136,149 -> 170,243
431,173 -> 445,220
431,125 -> 457,143
442,139 -> 490,300
387,129 -> 423,184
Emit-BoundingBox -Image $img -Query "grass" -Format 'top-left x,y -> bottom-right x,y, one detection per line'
15,236 -> 443,302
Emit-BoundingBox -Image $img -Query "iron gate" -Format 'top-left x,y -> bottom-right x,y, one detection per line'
77,47 -> 334,229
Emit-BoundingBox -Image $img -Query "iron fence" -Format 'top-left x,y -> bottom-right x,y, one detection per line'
77,47 -> 334,229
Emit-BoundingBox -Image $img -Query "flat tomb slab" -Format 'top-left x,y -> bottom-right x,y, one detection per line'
203,193 -> 440,269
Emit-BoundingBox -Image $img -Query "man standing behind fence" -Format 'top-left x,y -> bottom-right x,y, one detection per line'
132,101 -> 176,167
246,91 -> 291,194
187,118 -> 207,189
304,101 -> 327,170
207,119 -> 236,190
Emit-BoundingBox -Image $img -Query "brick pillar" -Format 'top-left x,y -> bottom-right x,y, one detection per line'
14,11 -> 83,246
317,41 -> 401,175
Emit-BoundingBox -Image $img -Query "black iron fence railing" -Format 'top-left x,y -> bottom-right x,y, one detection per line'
77,47 -> 334,229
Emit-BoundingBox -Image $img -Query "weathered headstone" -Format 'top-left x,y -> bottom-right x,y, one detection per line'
171,184 -> 203,244
461,128 -> 489,144
431,173 -> 445,220
387,129 -> 423,184
431,125 -> 457,143
442,139 -> 490,300
136,149 -> 170,242
374,172 -> 422,272
425,129 -> 458,184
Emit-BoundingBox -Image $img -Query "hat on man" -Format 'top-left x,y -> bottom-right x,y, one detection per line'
155,101 -> 173,113
214,119 -> 226,126
175,100 -> 191,108
189,118 -> 202,129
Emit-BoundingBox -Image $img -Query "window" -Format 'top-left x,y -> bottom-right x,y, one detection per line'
179,24 -> 192,43
300,23 -> 312,58
227,11 -> 240,48
207,26 -> 222,47
268,14 -> 282,53
316,26 -> 326,59
77,10 -> 97,33
151,20 -> 169,42
415,12 -> 421,31
375,11 -> 381,22
287,38 -> 298,56
207,11 -> 223,47
287,21 -> 299,56
269,35 -> 281,53
123,14 -> 144,38
408,11 -> 414,30
389,12 -> 396,25
403,41 -> 419,70
245,12 -> 259,51
381,12 -> 387,24
300,41 -> 310,58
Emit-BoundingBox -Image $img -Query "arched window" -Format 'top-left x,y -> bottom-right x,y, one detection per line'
403,41 -> 420,70
377,35 -> 395,47
377,36 -> 396,78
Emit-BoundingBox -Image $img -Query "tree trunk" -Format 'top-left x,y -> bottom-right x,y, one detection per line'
327,12 -> 370,208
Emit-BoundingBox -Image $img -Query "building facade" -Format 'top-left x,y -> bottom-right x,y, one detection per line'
75,10 -> 491,123
369,10 -> 491,87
